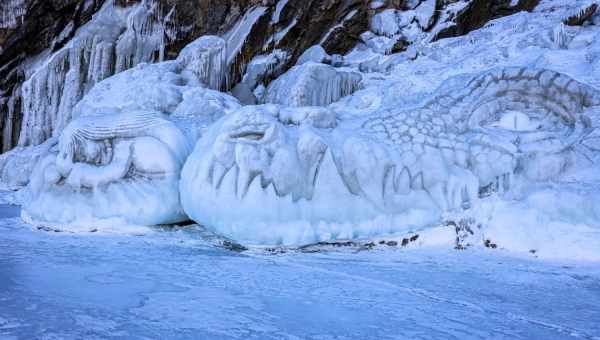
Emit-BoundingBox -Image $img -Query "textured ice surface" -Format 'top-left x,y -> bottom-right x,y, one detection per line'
1,207 -> 600,339
22,111 -> 191,226
16,0 -> 177,149
296,45 -> 330,65
181,65 -> 599,245
177,36 -> 228,91
21,56 -> 240,227
264,62 -> 362,107
175,0 -> 600,246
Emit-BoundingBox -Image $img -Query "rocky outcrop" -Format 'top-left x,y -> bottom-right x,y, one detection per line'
0,0 -> 105,152
433,0 -> 540,41
0,0 -> 541,153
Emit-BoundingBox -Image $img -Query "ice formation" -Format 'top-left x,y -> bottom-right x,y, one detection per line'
6,33 -> 238,191
22,111 -> 190,226
296,46 -> 330,66
21,49 -> 241,227
0,0 -> 25,29
264,62 -> 362,107
17,0 -> 178,148
177,36 -> 228,91
224,6 -> 268,66
180,67 -> 599,245
230,49 -> 290,104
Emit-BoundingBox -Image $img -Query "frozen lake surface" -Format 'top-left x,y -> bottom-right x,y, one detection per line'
1,204 -> 600,340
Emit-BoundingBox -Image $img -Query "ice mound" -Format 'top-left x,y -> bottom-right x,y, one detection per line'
71,60 -> 240,138
180,67 -> 599,245
177,36 -> 228,91
264,62 -> 362,107
0,140 -> 56,190
22,111 -> 190,226
21,46 -> 241,227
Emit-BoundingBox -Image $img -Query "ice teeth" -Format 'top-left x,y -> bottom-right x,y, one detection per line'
411,172 -> 424,190
199,156 -> 215,184
501,172 -> 511,192
237,170 -> 249,199
428,183 -> 448,211
219,165 -> 238,198
305,149 -> 325,199
245,171 -> 264,200
395,167 -> 411,195
212,162 -> 229,190
237,170 -> 259,199
383,166 -> 396,202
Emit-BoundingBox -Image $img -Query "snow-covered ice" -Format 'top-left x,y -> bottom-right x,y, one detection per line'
1,204 -> 600,339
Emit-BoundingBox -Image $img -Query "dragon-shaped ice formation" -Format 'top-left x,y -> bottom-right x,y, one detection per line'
180,67 -> 599,245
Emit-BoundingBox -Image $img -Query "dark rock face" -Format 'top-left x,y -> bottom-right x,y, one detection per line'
563,3 -> 598,26
0,0 -> 105,151
434,0 -> 540,41
0,0 -> 540,153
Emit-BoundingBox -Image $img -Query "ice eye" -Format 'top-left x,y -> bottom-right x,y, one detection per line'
490,111 -> 538,132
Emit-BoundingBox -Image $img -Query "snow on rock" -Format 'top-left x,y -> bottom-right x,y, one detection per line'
264,62 -> 362,107
180,66 -> 600,245
271,0 -> 291,24
239,49 -> 289,92
224,6 -> 268,65
17,0 -> 177,149
296,45 -> 330,66
370,9 -> 401,37
414,0 -> 436,30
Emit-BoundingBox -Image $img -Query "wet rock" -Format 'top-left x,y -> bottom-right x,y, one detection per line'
563,3 -> 598,26
484,239 -> 497,249
434,0 -> 540,41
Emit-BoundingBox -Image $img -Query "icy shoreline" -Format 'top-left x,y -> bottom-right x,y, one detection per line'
1,204 -> 600,339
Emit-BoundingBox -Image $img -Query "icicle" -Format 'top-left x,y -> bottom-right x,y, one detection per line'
552,23 -> 569,49
14,0 -> 182,149
0,0 -> 26,29
177,36 -> 228,91
264,63 -> 362,107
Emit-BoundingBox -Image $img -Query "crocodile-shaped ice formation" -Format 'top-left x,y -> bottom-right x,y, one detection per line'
180,67 -> 599,245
